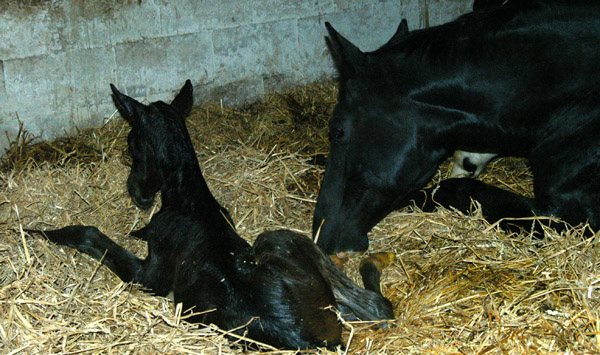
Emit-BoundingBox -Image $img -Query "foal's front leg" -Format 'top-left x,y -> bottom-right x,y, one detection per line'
28,226 -> 163,290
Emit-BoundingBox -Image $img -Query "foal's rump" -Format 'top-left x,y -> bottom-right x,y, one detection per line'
246,251 -> 342,349
254,230 -> 394,323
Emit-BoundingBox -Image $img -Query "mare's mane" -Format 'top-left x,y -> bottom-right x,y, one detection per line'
372,0 -> 540,60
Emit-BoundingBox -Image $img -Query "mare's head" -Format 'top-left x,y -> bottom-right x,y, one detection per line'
314,22 -> 472,254
110,80 -> 194,209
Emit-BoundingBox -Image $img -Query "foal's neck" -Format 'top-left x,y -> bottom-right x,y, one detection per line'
160,160 -> 222,215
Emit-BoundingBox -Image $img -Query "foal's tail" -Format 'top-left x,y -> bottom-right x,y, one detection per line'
327,251 -> 395,324
27,226 -> 144,283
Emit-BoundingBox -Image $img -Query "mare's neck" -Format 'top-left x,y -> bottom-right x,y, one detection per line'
383,60 -> 532,156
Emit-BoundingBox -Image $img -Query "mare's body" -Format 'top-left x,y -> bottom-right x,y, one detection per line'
313,0 -> 600,254
32,81 -> 393,350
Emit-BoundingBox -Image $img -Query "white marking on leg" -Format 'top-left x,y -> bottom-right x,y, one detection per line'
451,151 -> 497,178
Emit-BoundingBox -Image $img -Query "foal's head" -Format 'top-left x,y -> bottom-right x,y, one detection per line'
110,80 -> 194,209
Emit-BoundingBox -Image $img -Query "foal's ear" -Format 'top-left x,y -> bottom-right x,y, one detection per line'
325,22 -> 365,77
110,84 -> 146,125
170,79 -> 194,118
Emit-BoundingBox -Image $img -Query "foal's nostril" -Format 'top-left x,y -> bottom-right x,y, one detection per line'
133,195 -> 154,210
127,181 -> 154,210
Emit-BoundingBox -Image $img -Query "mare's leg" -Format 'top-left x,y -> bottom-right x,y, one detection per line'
410,178 -> 554,234
254,230 -> 394,322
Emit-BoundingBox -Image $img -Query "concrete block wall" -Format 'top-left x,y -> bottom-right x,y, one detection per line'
0,0 -> 473,153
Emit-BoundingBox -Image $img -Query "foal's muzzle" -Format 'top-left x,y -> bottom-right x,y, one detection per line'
127,177 -> 156,210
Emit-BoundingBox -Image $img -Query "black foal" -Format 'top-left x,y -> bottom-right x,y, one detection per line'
29,80 -> 393,350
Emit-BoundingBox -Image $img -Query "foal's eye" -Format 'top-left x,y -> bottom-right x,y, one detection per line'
331,127 -> 345,139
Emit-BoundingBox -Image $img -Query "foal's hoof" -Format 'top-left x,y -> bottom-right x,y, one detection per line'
329,250 -> 360,268
359,251 -> 396,299
360,252 -> 396,273
329,254 -> 347,268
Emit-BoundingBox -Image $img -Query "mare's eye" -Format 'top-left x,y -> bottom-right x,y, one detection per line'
331,127 -> 345,139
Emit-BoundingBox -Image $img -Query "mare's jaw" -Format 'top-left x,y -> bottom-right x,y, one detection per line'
315,213 -> 370,254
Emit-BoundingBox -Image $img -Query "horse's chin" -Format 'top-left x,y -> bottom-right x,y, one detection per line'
127,180 -> 158,210
132,195 -> 154,210
328,232 -> 370,255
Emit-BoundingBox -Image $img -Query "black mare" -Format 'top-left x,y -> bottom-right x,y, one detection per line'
29,81 -> 393,350
313,0 -> 600,254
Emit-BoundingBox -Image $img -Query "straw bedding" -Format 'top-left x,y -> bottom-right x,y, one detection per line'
1,81 -> 599,354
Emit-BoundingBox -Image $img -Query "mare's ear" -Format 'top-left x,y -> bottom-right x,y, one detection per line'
110,84 -> 146,125
391,19 -> 409,40
473,0 -> 506,11
377,19 -> 410,51
170,79 -> 194,118
325,22 -> 365,77
393,19 -> 409,39
399,19 -> 409,33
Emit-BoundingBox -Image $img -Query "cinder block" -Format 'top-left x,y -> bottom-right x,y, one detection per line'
56,16 -> 113,50
212,19 -> 296,85
32,111 -> 73,143
0,60 -> 19,153
0,60 -> 5,96
323,6 -> 406,52
114,31 -> 213,102
263,73 -> 296,95
197,77 -> 264,106
316,0 -> 338,15
0,122 -> 18,154
332,0 -> 369,12
0,10 -> 60,59
162,0 -> 257,32
66,47 -> 117,107
399,1 -> 421,31
292,0 -> 421,83
2,54 -> 75,147
71,101 -> 116,128
427,0 -> 473,26
296,16 -> 335,82
155,0 -> 203,36
169,0 -> 334,32
108,2 -> 164,44
3,53 -> 70,123
180,0 -> 254,31
239,0 -> 327,26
